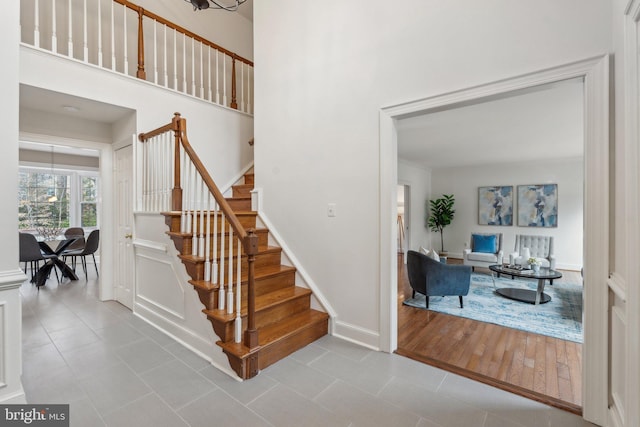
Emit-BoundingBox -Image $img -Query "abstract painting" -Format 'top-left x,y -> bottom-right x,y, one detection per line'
517,184 -> 558,227
478,186 -> 513,226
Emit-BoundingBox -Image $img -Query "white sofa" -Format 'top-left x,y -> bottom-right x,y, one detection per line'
509,234 -> 556,270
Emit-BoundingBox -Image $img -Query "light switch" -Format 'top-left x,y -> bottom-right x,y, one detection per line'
327,203 -> 337,217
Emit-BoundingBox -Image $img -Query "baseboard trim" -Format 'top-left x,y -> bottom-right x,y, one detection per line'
332,320 -> 380,351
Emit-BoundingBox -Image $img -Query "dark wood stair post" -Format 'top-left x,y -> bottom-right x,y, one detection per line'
171,113 -> 183,211
243,228 -> 260,377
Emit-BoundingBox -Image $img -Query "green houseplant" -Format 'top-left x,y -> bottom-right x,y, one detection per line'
427,194 -> 455,254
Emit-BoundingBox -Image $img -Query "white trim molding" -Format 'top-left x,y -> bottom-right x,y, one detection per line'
379,55 -> 610,425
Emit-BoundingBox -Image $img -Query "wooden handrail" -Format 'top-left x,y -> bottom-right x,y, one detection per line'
138,113 -> 259,349
112,0 -> 253,66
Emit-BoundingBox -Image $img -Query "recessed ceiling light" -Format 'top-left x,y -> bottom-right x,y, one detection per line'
62,105 -> 80,112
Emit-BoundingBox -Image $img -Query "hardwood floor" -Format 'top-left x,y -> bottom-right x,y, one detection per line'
396,254 -> 583,415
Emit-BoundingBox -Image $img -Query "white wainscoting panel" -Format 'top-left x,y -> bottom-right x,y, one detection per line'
136,253 -> 185,320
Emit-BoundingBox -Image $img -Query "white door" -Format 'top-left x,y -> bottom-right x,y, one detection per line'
115,145 -> 134,309
607,3 -> 640,426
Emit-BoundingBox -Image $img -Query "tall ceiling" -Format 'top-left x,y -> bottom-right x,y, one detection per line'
397,78 -> 584,169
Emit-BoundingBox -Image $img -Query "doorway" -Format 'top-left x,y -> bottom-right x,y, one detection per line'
397,184 -> 410,259
379,56 -> 610,423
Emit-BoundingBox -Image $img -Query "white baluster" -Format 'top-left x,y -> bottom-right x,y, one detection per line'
123,4 -> 129,75
191,38 -> 196,95
163,24 -> 168,87
152,136 -> 160,212
83,0 -> 88,61
215,50 -> 220,104
185,161 -> 191,234
173,28 -> 178,90
52,0 -> 57,53
227,225 -> 234,314
180,147 -> 186,232
235,237 -> 242,343
34,0 -> 40,48
199,178 -> 205,258
153,20 -> 158,84
68,0 -> 73,57
142,141 -> 148,211
218,214 -> 225,311
191,164 -> 198,256
223,54 -> 227,106
162,134 -> 168,210
247,65 -> 252,114
241,62 -> 245,112
204,193 -> 211,282
167,133 -> 172,211
151,138 -> 157,211
207,46 -> 212,102
212,203 -> 218,284
199,41 -> 204,98
97,0 -> 103,67
146,138 -> 151,211
110,1 -> 116,70
182,33 -> 187,93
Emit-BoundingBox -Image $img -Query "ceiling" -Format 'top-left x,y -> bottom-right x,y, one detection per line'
236,0 -> 253,21
20,85 -> 133,124
19,85 -> 134,158
397,78 -> 584,169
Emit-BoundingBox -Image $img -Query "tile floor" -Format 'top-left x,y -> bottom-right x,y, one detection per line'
20,274 -> 596,427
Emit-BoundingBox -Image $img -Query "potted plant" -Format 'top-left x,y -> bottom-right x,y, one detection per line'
426,194 -> 455,255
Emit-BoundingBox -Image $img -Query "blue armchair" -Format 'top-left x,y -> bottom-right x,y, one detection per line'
407,250 -> 472,309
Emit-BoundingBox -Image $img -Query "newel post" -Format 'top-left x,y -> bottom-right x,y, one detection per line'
230,56 -> 238,109
171,113 -> 183,211
243,229 -> 260,349
136,7 -> 146,79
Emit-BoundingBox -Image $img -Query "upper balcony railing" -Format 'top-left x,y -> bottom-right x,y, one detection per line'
20,0 -> 253,114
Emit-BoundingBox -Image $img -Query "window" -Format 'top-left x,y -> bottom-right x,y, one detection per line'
80,176 -> 98,227
18,168 -> 99,231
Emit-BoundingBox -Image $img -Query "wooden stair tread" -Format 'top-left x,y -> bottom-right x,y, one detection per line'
166,227 -> 268,238
203,286 -> 311,321
161,210 -> 257,217
217,309 -> 329,357
178,245 -> 281,263
190,264 -> 296,291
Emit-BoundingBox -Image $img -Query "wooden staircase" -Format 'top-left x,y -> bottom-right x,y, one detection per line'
162,172 -> 329,379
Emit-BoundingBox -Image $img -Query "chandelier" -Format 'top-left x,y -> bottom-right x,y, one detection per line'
186,0 -> 247,11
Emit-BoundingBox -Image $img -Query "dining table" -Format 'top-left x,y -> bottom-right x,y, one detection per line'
34,237 -> 79,287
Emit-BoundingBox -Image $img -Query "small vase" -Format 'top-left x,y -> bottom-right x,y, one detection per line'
532,264 -> 540,273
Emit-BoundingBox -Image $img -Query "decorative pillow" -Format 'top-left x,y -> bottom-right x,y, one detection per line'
472,234 -> 497,254
419,246 -> 429,255
426,249 -> 440,262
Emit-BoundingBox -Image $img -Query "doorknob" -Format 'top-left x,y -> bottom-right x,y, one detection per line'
125,233 -> 133,239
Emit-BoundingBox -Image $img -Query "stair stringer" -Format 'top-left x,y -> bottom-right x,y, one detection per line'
132,213 -> 241,381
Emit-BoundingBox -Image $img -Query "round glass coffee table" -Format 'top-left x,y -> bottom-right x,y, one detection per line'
489,264 -> 563,305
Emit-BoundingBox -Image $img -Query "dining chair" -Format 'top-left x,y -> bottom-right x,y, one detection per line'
19,232 -> 59,282
63,227 -> 86,251
63,229 -> 99,278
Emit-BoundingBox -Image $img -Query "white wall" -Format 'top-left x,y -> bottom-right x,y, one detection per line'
398,160 -> 432,254
0,1 -> 26,404
431,157 -> 583,270
254,0 -> 611,349
133,0 -> 253,60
